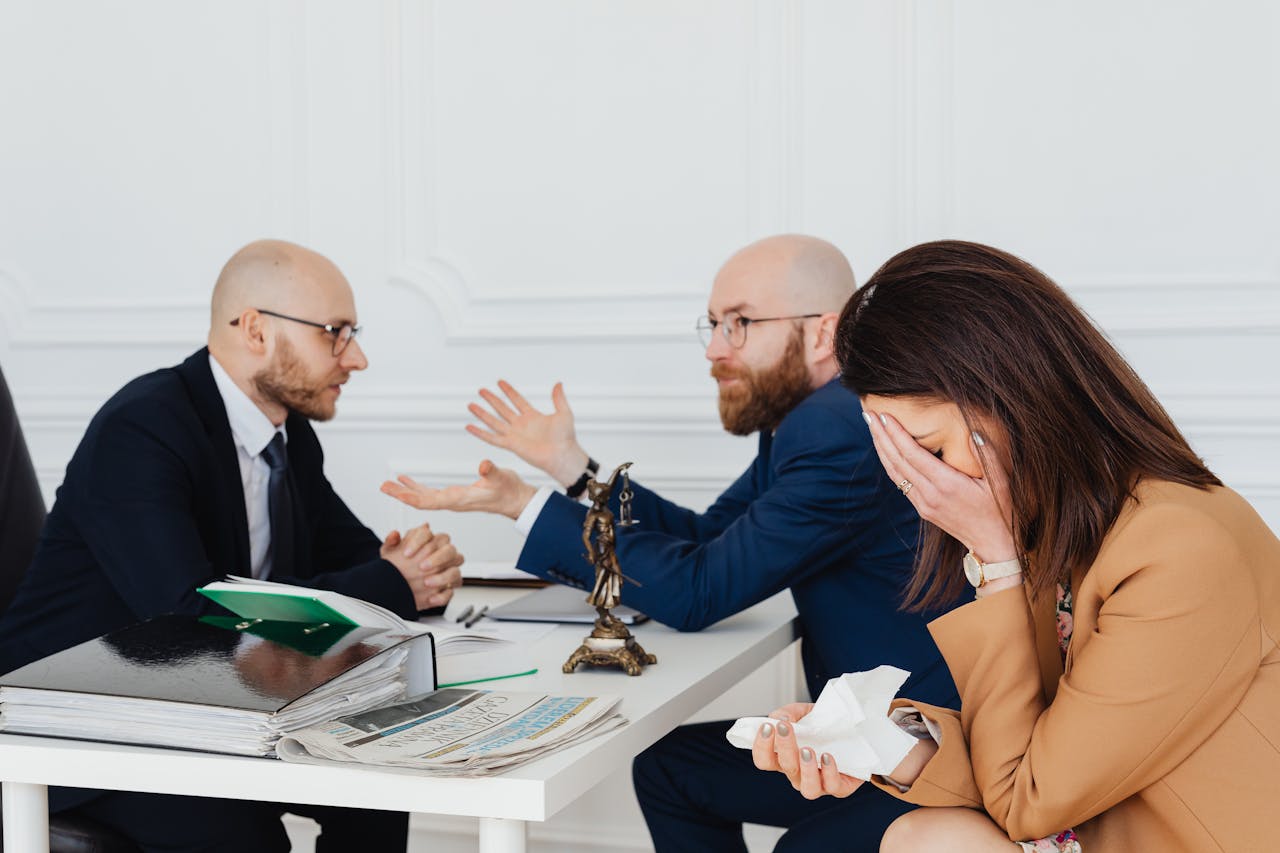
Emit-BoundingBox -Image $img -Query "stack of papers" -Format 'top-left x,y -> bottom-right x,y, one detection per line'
0,615 -> 432,757
278,687 -> 626,776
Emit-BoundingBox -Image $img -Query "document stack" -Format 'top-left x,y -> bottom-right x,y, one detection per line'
0,612 -> 435,757
277,687 -> 627,777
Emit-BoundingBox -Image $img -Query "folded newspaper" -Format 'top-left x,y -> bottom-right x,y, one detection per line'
277,687 -> 627,777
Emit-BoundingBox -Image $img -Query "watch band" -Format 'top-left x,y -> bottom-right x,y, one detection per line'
565,457 -> 599,499
963,550 -> 1022,587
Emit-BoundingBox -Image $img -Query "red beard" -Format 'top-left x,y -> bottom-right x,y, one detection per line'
712,329 -> 812,435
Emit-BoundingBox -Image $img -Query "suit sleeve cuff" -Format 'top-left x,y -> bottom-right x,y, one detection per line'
515,486 -> 554,536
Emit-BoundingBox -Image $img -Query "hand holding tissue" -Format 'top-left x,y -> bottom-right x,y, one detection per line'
725,665 -> 919,780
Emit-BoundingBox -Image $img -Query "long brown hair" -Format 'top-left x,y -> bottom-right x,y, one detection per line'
836,240 -> 1220,610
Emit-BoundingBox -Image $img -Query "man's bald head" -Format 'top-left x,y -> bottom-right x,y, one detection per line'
705,235 -> 857,423
207,239 -> 366,425
714,234 -> 856,315
209,239 -> 349,330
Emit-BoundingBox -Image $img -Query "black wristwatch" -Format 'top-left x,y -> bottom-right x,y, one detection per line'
565,457 -> 599,499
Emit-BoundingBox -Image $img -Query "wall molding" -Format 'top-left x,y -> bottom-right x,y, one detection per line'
895,0 -> 956,247
406,814 -> 653,853
889,1 -> 1280,340
0,270 -> 207,348
14,386 -> 1279,435
383,0 -> 698,343
0,0 -> 309,351
746,0 -> 803,236
382,0 -> 798,344
1067,275 -> 1280,335
384,459 -> 732,500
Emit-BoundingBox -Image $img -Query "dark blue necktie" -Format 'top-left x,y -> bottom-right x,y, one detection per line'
260,432 -> 295,578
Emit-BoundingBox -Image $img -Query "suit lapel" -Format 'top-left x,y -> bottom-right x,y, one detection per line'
175,348 -> 252,577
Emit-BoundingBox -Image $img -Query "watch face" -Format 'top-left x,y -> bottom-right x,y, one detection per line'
962,552 -> 983,587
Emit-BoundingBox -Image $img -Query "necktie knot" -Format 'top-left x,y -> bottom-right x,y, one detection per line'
261,432 -> 288,473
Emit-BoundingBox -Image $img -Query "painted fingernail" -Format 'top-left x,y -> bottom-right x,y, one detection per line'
821,753 -> 833,766
878,414 -> 888,426
760,723 -> 773,738
861,412 -> 872,425
972,431 -> 986,446
776,721 -> 791,737
800,747 -> 814,763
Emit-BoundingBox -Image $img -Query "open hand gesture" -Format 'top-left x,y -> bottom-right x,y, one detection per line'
380,459 -> 538,520
467,380 -> 589,487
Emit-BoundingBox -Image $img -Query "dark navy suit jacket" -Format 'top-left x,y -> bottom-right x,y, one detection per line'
0,349 -> 418,735
519,379 -> 962,706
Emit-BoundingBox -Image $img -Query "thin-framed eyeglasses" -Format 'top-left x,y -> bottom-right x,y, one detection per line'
695,312 -> 822,349
230,308 -> 362,357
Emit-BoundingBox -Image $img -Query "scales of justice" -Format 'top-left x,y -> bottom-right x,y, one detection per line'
562,462 -> 657,676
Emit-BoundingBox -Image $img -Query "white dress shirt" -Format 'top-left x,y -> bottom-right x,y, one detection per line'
514,459 -> 616,535
208,354 -> 287,579
515,486 -> 555,535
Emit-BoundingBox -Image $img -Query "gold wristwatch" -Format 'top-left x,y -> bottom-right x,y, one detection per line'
962,550 -> 1022,588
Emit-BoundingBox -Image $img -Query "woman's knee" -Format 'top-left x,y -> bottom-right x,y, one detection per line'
880,807 -> 1012,852
881,809 -> 936,852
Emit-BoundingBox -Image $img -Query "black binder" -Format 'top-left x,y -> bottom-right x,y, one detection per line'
0,614 -> 436,755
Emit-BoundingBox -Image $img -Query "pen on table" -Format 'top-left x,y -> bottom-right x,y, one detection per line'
453,605 -> 474,624
463,605 -> 489,629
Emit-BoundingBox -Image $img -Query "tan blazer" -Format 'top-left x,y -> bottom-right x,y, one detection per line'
873,481 -> 1280,851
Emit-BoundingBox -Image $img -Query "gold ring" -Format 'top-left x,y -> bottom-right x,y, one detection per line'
897,479 -> 913,495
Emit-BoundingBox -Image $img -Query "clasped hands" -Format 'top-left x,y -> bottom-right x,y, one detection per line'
379,523 -> 462,611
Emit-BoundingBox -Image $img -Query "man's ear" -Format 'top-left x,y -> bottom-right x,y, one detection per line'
235,309 -> 271,356
811,313 -> 839,360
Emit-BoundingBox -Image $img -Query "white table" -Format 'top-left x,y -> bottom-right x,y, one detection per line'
0,590 -> 798,853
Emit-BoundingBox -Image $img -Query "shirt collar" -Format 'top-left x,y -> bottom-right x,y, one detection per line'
208,353 -> 286,459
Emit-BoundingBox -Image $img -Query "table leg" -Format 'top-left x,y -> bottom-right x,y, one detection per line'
3,781 -> 49,853
478,816 -> 527,853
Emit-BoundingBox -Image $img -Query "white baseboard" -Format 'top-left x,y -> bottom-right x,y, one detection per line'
285,811 -> 784,853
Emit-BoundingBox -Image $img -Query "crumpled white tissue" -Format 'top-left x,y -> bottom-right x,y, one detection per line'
725,665 -> 918,780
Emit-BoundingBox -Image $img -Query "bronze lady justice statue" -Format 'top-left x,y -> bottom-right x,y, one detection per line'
562,462 -> 657,675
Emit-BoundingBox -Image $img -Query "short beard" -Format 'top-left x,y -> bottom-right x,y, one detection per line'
713,328 -> 813,435
252,336 -> 337,422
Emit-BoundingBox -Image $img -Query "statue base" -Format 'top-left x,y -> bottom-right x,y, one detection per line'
562,613 -> 657,676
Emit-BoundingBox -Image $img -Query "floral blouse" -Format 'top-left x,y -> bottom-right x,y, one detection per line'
1016,582 -> 1082,853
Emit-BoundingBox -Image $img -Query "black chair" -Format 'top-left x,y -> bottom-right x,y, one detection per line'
0,363 -> 140,853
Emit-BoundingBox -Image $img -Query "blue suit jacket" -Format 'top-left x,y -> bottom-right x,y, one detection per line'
0,349 -> 418,676
519,379 -> 961,706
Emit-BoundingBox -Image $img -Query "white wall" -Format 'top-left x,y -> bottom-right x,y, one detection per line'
2,2 -> 1278,850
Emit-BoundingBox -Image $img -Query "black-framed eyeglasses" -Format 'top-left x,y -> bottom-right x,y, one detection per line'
695,312 -> 822,349
230,308 -> 362,357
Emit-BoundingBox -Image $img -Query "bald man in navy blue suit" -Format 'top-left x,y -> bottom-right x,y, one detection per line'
383,235 -> 964,852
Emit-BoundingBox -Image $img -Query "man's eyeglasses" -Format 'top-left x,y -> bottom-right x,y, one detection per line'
695,312 -> 822,349
230,309 -> 362,357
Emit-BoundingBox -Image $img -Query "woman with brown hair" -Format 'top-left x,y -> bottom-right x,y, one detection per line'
751,240 -> 1280,851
